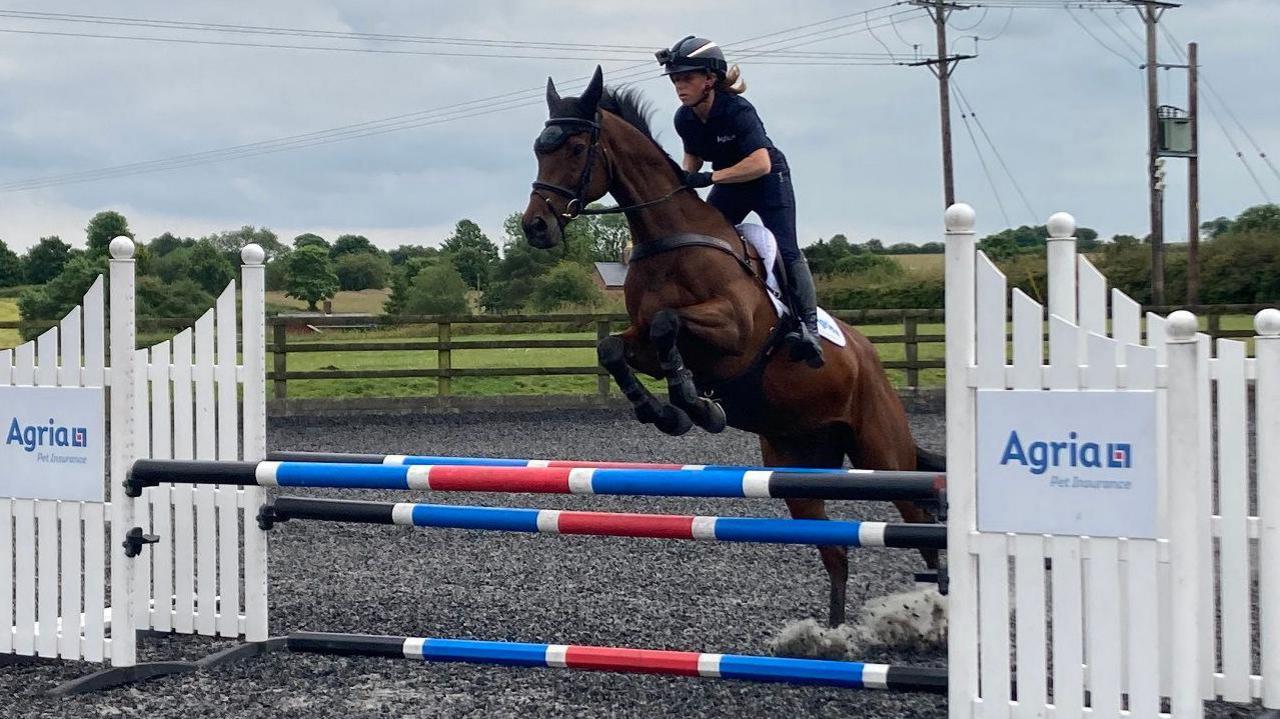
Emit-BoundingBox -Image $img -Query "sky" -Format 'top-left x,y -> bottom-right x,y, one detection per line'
0,0 -> 1277,254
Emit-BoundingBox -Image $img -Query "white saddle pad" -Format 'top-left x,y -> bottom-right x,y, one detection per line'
736,223 -> 847,347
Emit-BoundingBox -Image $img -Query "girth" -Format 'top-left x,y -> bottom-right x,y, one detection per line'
627,233 -> 760,280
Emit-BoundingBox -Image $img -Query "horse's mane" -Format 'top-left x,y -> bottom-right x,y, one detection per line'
599,86 -> 685,180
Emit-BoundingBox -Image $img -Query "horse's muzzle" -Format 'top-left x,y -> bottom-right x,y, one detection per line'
522,215 -> 558,249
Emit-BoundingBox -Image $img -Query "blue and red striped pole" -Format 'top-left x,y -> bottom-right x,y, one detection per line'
287,631 -> 947,693
259,496 -> 946,549
268,449 -> 874,474
127,459 -> 945,503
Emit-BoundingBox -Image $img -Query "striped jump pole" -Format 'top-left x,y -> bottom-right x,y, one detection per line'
126,459 -> 946,506
267,449 -> 907,475
287,632 -> 948,694
256,496 -> 947,549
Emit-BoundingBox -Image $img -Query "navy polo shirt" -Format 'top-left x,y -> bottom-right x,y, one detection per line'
674,93 -> 786,171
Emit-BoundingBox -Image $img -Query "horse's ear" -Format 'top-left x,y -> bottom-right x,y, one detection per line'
545,76 -> 561,113
578,65 -> 604,115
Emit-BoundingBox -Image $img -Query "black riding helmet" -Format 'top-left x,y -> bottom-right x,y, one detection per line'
655,35 -> 727,76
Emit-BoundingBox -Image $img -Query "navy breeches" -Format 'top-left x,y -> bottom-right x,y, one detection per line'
707,170 -> 801,264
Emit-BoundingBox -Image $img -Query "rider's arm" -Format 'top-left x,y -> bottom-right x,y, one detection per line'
683,153 -> 704,173
710,148 -> 771,184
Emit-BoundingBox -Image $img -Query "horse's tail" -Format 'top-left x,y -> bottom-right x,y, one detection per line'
915,445 -> 946,473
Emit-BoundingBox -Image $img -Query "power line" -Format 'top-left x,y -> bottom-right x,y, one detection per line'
0,25 -> 908,65
951,80 -> 1039,222
1064,4 -> 1142,66
0,7 -> 905,57
948,6 -> 990,31
1160,25 -> 1280,199
955,90 -> 1012,227
1087,7 -> 1143,58
0,6 -> 929,192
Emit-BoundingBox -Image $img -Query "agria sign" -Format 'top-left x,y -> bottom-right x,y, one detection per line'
6,417 -> 91,454
1000,431 -> 1132,476
977,389 -> 1157,539
0,386 -> 105,502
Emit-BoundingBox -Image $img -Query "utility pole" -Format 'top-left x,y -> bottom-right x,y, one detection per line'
909,1 -> 975,210
1187,42 -> 1200,306
1139,0 -> 1182,305
1142,1 -> 1165,305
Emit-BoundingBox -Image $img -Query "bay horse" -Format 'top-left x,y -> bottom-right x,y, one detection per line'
521,67 -> 941,627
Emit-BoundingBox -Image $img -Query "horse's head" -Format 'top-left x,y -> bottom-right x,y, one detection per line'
522,66 -> 609,249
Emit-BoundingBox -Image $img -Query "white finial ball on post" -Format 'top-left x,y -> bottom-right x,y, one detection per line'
109,236 -> 135,259
945,203 -> 975,233
241,243 -> 266,265
1047,212 -> 1076,240
1255,308 -> 1280,337
1167,310 -> 1199,342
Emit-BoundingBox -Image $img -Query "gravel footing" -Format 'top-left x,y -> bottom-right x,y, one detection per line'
0,408 -> 1255,718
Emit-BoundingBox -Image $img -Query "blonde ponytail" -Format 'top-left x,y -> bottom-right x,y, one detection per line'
717,64 -> 746,95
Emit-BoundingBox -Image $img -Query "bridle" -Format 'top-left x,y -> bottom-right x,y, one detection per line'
530,114 -> 690,229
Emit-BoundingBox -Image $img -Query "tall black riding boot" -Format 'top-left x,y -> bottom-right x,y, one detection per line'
783,258 -> 824,368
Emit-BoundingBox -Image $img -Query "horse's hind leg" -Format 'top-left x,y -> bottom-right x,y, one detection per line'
598,334 -> 692,436
846,407 -> 941,574
649,309 -> 727,433
762,434 -> 849,627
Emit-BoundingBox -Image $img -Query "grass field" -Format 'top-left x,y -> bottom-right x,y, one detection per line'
266,289 -> 393,314
272,322 -> 947,399
0,299 -> 19,348
886,254 -> 944,274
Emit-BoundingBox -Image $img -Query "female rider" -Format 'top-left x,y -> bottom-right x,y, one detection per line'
656,35 -> 823,367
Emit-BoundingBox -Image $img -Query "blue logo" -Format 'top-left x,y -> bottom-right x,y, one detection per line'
6,417 -> 90,453
1000,430 -> 1131,476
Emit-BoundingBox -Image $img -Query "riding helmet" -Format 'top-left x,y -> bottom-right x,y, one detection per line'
655,35 -> 727,76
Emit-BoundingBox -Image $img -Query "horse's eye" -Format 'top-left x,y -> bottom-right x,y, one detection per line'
571,144 -> 585,157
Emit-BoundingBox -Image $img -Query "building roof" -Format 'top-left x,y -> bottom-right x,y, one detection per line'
593,262 -> 628,288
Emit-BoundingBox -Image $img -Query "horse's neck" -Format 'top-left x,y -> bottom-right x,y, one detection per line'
601,122 -> 734,245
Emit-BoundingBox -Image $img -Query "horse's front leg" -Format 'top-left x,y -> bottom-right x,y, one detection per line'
597,328 -> 692,436
649,306 -> 739,434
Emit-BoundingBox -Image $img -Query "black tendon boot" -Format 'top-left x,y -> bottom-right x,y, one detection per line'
783,259 -> 824,368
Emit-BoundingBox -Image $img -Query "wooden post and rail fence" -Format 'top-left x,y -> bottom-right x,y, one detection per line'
2,305 -> 1270,407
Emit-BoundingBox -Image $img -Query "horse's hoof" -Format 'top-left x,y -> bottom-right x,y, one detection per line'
656,405 -> 693,436
697,399 -> 727,434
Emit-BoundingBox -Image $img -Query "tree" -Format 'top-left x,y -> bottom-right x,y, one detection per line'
331,234 -> 376,258
17,254 -> 108,337
136,276 -> 215,318
530,261 -> 603,311
147,232 -> 193,257
205,225 -> 286,259
335,252 -> 392,291
0,239 -> 22,287
285,245 -> 339,311
1199,227 -> 1280,303
86,211 -> 132,256
442,220 -> 499,290
580,209 -> 630,262
402,261 -> 468,315
187,242 -> 237,295
21,236 -> 72,284
388,244 -> 438,266
383,257 -> 433,315
1200,216 -> 1233,240
1230,203 -> 1280,236
485,214 -> 569,311
293,233 -> 329,252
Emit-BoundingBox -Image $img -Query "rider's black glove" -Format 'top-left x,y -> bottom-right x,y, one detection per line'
683,171 -> 714,189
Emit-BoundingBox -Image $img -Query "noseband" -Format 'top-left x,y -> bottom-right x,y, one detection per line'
531,115 -> 691,228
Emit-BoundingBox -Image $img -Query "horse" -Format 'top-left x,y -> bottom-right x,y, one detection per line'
520,66 -> 942,628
